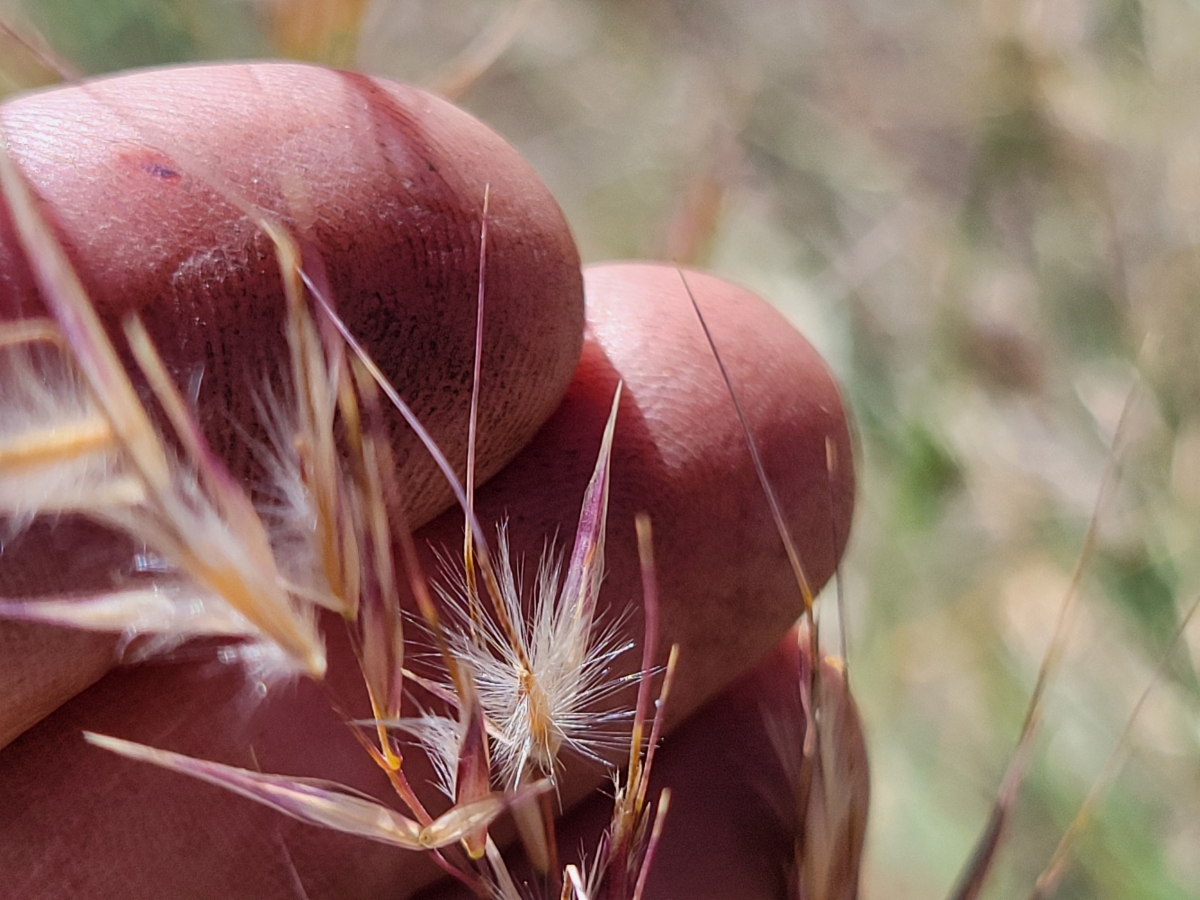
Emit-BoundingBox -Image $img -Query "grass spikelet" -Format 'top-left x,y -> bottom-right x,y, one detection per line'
0,135 -> 326,679
787,626 -> 870,900
562,515 -> 676,900
413,379 -> 627,881
436,383 -> 629,791
377,677 -> 494,858
0,323 -> 137,533
82,731 -> 547,852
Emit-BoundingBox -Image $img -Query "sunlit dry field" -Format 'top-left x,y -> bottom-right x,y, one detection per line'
3,1 -> 1200,897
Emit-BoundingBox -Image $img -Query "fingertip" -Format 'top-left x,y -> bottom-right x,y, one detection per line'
1,62 -> 584,525
582,261 -> 854,576
582,262 -> 854,713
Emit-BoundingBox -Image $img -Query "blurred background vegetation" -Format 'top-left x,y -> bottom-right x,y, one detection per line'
3,0 -> 1200,897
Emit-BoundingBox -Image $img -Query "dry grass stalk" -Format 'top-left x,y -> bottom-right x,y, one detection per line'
261,0 -> 371,67
682,269 -> 870,900
0,18 -> 79,87
1026,591 -> 1200,900
427,0 -> 544,101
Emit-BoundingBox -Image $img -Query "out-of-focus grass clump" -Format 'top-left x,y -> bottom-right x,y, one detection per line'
3,1 -> 1200,897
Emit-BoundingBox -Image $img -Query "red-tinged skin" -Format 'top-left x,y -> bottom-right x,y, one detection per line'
0,62 -> 855,900
0,261 -> 854,899
0,62 -> 584,745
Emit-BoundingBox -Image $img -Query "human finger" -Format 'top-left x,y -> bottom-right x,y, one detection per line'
0,61 -> 584,745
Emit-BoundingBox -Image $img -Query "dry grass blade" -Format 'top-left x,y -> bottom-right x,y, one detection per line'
1026,591 -> 1200,900
630,789 -> 670,900
0,587 -> 254,637
947,381 -> 1140,900
463,186 -> 490,639
0,18 -> 80,85
628,513 -> 661,811
84,731 -> 541,852
263,0 -> 370,66
341,359 -> 407,761
789,629 -> 870,900
486,835 -> 525,900
825,436 -> 849,676
281,246 -> 355,620
84,732 -> 424,848
678,268 -> 815,612
429,0 -> 543,100
681,266 -> 869,899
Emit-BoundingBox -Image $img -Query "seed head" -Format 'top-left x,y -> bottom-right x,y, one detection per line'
436,384 -> 630,789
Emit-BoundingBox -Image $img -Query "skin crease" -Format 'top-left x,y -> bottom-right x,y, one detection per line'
0,62 -> 584,745
0,64 -> 856,900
